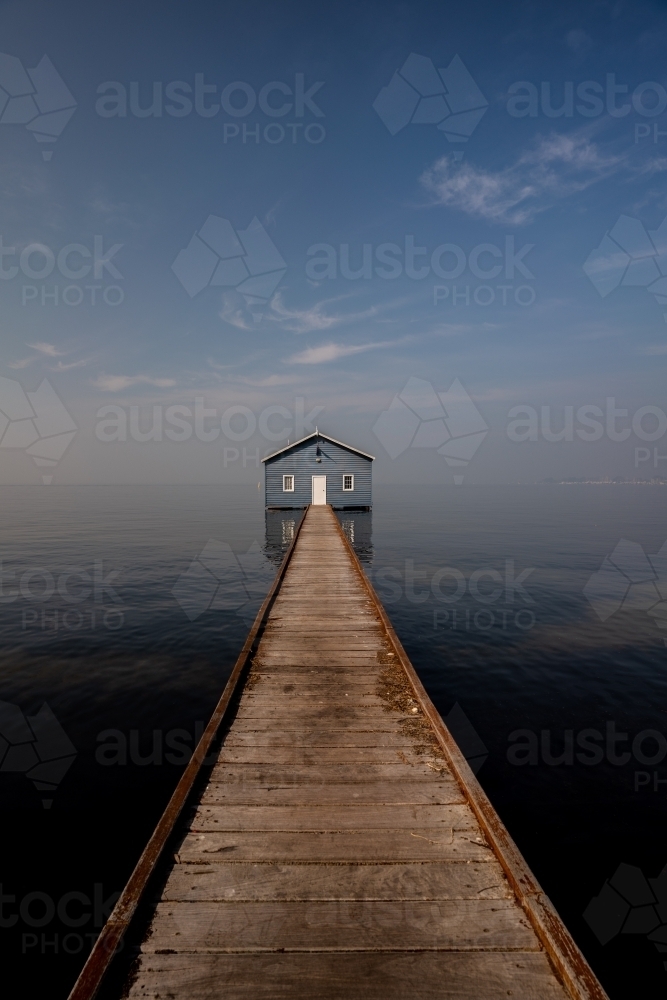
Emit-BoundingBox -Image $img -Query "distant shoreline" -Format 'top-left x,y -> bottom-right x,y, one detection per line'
544,479 -> 667,486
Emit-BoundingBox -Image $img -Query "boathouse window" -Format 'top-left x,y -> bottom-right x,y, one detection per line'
343,474 -> 354,491
283,475 -> 294,492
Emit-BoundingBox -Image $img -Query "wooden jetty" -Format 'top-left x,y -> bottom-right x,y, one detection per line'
69,504 -> 608,1000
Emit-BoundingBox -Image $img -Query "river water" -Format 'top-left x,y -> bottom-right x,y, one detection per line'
0,483 -> 665,998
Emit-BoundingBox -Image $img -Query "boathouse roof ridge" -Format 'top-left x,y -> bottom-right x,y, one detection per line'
262,430 -> 375,463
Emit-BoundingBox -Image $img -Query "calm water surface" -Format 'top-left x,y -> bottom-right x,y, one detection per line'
0,484 -> 665,998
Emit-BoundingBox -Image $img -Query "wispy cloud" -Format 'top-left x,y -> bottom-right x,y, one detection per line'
227,373 -> 305,386
421,132 -> 626,225
8,341 -> 69,369
51,359 -> 90,372
27,342 -> 64,356
92,374 -> 177,391
269,291 -> 388,335
219,294 -> 256,330
287,340 -> 393,365
219,286 -> 407,335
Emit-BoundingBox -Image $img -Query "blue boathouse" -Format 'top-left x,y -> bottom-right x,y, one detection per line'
262,431 -> 373,509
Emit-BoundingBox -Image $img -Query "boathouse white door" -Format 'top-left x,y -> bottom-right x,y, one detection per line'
312,476 -> 327,505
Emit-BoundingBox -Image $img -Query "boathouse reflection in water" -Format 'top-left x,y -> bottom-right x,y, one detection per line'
264,509 -> 373,568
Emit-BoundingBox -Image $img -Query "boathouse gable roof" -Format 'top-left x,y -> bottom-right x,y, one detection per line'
262,432 -> 375,464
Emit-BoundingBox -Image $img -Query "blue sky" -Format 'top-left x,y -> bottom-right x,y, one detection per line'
1,0 -> 666,484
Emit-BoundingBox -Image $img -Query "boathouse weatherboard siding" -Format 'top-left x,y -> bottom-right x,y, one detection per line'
264,434 -> 372,509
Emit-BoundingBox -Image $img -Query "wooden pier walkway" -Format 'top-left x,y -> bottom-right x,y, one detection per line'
70,505 -> 608,1000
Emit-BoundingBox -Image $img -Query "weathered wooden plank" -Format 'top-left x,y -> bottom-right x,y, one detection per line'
273,589 -> 366,595
191,803 -> 476,832
125,951 -> 569,1000
269,597 -> 373,603
262,621 -> 379,630
236,694 -> 383,708
271,586 -> 369,592
264,624 -> 379,630
234,704 -> 387,716
200,780 -> 463,806
209,762 -> 452,784
249,674 -> 383,683
257,648 -> 386,656
234,697 -> 396,712
265,617 -> 378,623
143,898 -> 537,952
277,572 -> 366,578
262,626 -> 388,640
176,829 -> 492,863
240,685 -> 387,697
238,691 -> 391,703
276,580 -> 363,584
223,730 -> 419,748
267,605 -> 375,612
273,593 -> 369,599
241,678 -> 380,689
266,618 -> 376,623
253,656 -> 382,666
230,707 -> 398,724
273,589 -> 365,598
229,714 -> 406,728
260,636 -> 383,644
263,628 -> 381,635
280,565 -> 357,570
276,574 -> 362,580
227,713 -> 413,728
263,635 -> 379,642
216,747 -> 445,765
160,861 -> 512,902
251,666 -> 382,675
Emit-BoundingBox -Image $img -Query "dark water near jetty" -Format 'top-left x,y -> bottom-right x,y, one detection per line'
0,483 -> 665,999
